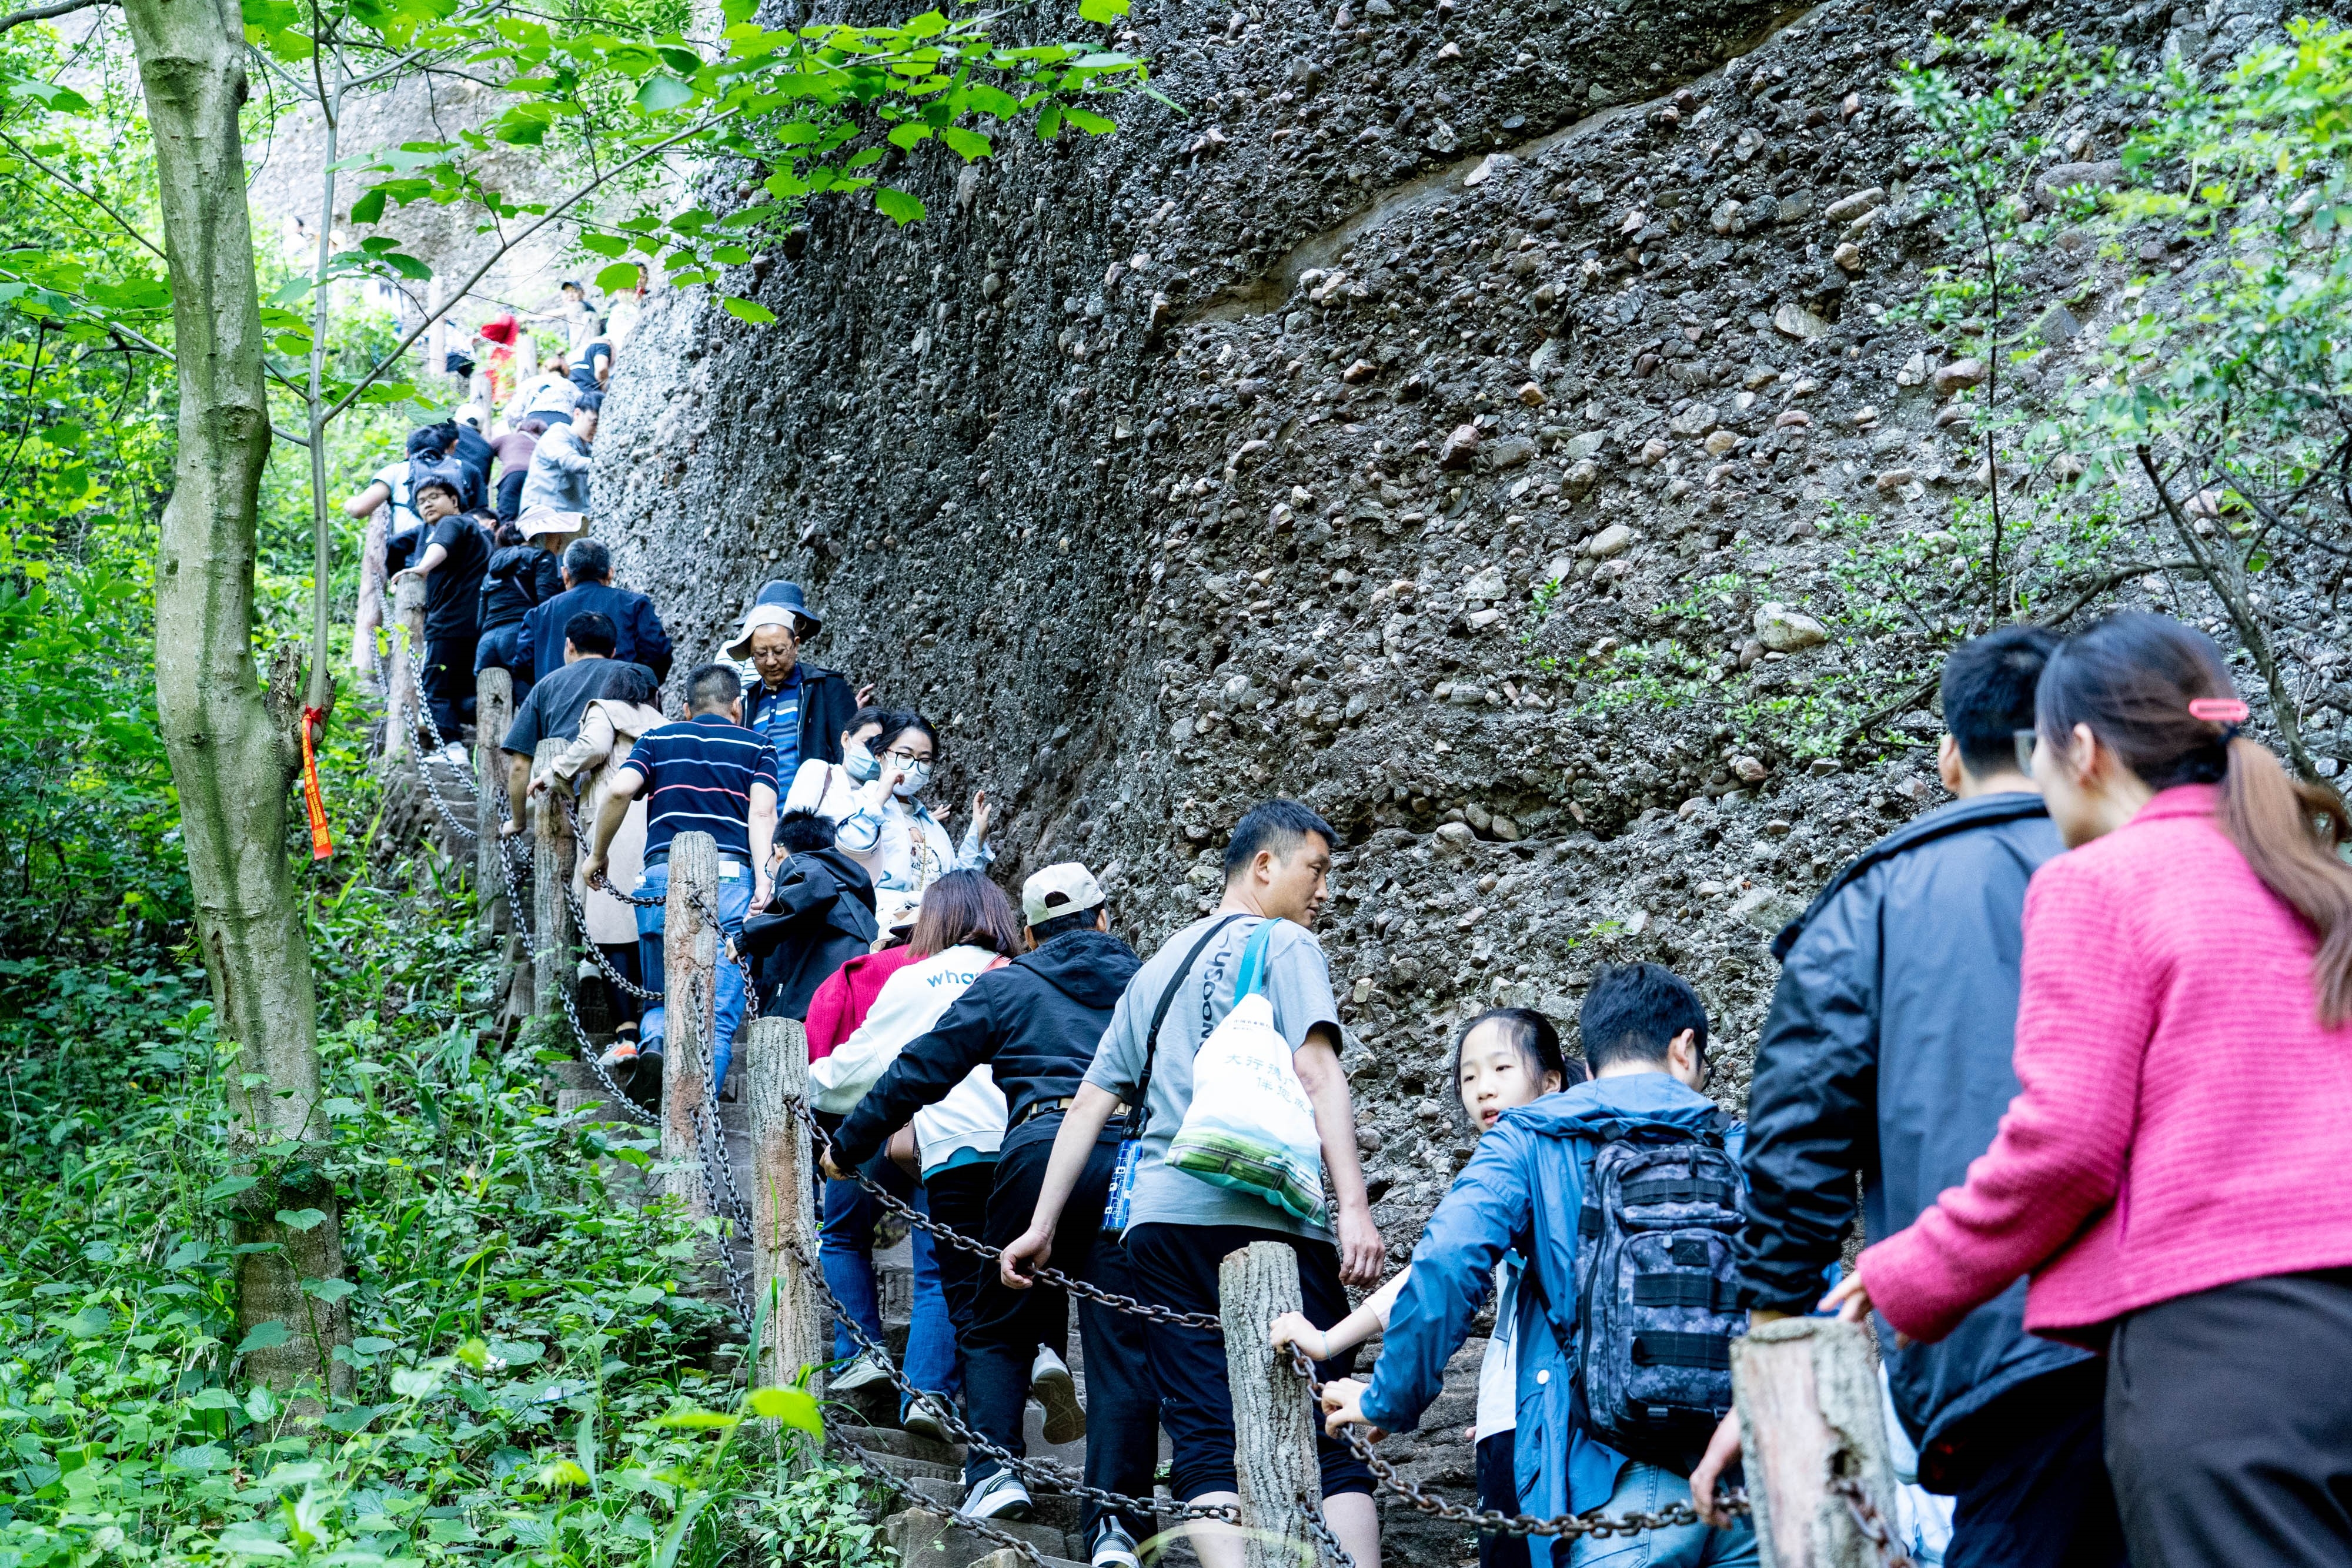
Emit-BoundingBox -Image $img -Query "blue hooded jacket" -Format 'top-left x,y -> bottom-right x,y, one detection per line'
1357,1074 -> 1741,1523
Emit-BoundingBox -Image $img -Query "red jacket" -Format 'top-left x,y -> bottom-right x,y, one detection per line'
1859,784 -> 2352,1346
804,946 -> 918,1062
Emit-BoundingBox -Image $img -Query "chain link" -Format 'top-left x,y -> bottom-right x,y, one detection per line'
829,1426 -> 1053,1568
1830,1476 -> 1919,1568
1293,1493 -> 1362,1568
1281,1343 -> 1750,1542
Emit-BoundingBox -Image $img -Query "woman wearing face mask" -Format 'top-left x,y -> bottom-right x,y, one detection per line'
783,706 -> 892,829
830,710 -> 991,898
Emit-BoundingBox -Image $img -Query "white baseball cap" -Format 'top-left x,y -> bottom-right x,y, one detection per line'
1022,861 -> 1105,927
517,507 -> 586,539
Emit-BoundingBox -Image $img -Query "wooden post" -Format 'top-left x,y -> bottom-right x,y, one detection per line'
530,737 -> 574,1018
747,1015 -> 827,1399
476,668 -> 513,937
1221,1242 -> 1337,1568
661,830 -> 718,1219
1732,1318 -> 1905,1568
384,574 -> 427,762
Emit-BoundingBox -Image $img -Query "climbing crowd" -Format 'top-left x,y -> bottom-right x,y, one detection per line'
358,367 -> 2352,1568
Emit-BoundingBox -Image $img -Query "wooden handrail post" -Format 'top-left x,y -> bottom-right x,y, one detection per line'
530,737 -> 574,1018
384,574 -> 427,763
661,830 -> 718,1220
475,668 -> 513,937
1221,1241 -> 1338,1568
1732,1316 -> 1904,1568
747,1015 -> 826,1399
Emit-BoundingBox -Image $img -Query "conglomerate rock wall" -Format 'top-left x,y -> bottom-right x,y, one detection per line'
597,0 -> 2297,1533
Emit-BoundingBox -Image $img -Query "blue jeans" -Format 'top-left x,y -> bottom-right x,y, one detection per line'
633,858 -> 751,1091
819,1155 -> 960,1410
473,621 -> 533,706
1569,1464 -> 1759,1568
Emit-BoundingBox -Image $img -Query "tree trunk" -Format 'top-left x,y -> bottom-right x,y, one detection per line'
1730,1317 -> 1901,1568
1220,1241 -> 1338,1568
746,1015 -> 827,1396
662,831 -> 718,1221
476,668 -> 513,937
122,0 -> 346,1393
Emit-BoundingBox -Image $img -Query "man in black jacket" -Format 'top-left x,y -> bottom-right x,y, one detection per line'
724,579 -> 863,778
823,862 -> 1154,1568
739,809 -> 876,1017
1697,627 -> 2126,1567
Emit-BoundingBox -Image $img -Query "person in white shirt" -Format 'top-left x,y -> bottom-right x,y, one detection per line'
811,871 -> 1023,1443
829,711 -> 991,898
781,706 -> 892,827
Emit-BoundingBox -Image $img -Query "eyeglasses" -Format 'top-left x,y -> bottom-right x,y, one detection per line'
2013,729 -> 2040,775
881,747 -> 930,768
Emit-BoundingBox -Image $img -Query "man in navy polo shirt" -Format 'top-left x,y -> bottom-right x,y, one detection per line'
582,663 -> 777,1097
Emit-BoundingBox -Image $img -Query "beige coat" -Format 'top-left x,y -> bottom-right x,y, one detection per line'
553,698 -> 667,945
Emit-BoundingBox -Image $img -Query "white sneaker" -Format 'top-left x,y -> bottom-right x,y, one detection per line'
831,1350 -> 893,1393
960,1468 -> 1034,1522
901,1393 -> 955,1445
1030,1346 -> 1086,1445
437,741 -> 468,765
1090,1521 -> 1141,1568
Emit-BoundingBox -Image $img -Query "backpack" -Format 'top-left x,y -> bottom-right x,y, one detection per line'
1573,1115 -> 1745,1468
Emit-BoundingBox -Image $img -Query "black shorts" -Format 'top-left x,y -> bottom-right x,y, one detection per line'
1124,1221 -> 1375,1502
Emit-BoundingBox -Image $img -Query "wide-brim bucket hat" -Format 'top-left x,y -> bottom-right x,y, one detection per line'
724,579 -> 820,659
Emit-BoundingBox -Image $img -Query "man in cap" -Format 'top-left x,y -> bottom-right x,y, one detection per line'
727,579 -> 866,785
823,862 -> 1157,1568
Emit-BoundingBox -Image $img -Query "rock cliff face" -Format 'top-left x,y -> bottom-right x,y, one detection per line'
597,0 -> 2288,1531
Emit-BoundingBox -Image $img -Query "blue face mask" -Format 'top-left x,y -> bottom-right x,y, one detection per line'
844,741 -> 881,784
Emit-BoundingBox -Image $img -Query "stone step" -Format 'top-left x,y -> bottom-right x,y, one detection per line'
883,1507 -> 1078,1568
967,1550 -> 1087,1568
903,1475 -> 1083,1534
840,1423 -> 963,1469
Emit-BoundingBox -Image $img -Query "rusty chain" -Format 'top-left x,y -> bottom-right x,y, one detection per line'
829,1426 -> 1053,1568
1830,1476 -> 1919,1568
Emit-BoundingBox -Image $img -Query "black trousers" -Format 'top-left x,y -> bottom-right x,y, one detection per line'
420,631 -> 478,741
1944,1360 -> 2127,1568
924,1159 -> 996,1398
1125,1219 -> 1375,1502
1476,1430 -> 1531,1568
955,1116 -> 1158,1542
2106,1268 -> 2352,1568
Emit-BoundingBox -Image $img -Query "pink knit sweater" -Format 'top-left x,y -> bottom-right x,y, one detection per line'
1857,784 -> 2352,1348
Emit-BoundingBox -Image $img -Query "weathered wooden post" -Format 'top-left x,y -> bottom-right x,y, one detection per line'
1732,1318 -> 1905,1568
661,830 -> 719,1219
747,1015 -> 827,1398
530,737 -> 574,1018
1221,1242 -> 1338,1568
384,574 -> 427,762
475,667 -> 513,937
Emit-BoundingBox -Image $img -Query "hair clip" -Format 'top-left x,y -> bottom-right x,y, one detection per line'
2189,697 -> 2251,724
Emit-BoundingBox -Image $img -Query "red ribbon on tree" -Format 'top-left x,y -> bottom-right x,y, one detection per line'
300,706 -> 334,862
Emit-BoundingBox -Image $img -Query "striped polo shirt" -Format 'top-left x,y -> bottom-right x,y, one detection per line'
617,712 -> 779,864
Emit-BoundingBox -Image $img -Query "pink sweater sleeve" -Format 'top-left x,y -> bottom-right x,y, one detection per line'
1856,857 -> 2158,1343
804,968 -> 853,1062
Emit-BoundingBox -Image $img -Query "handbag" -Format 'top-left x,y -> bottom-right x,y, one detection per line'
1165,921 -> 1328,1226
1101,912 -> 1247,1235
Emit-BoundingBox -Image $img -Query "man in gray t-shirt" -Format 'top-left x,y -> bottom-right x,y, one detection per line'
999,800 -> 1385,1568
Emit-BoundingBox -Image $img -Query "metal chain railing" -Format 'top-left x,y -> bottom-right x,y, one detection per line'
1831,1476 -> 1919,1568
1279,1343 -> 1752,1543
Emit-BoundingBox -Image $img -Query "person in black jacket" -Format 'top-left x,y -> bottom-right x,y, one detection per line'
724,579 -> 864,777
823,862 -> 1155,1568
1695,627 -> 2127,1568
739,809 -> 876,1018
473,513 -> 572,705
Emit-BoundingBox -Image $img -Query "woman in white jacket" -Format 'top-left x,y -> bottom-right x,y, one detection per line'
811,871 -> 1020,1441
780,706 -> 890,828
814,711 -> 991,901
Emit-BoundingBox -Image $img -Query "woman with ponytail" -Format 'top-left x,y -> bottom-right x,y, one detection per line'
1822,613 -> 2352,1566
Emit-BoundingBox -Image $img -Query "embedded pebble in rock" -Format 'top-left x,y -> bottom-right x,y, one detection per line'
1933,359 -> 1988,396
1754,602 -> 1829,651
1704,430 -> 1740,456
1823,186 -> 1886,223
1639,437 -> 1669,466
1585,523 -> 1634,558
1438,422 -> 1481,470
1833,240 -> 1865,273
1773,302 -> 1831,340
1733,755 -> 1769,784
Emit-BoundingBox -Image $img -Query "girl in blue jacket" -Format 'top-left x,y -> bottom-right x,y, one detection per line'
1274,1007 -> 1581,1568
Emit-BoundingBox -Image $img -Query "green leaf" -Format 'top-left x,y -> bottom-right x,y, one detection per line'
1065,106 -> 1117,135
746,1385 -> 824,1435
888,122 -> 934,150
348,187 -> 387,225
658,45 -> 703,73
624,1283 -> 666,1304
60,1305 -> 112,1339
579,232 -> 630,258
874,187 -> 926,225
275,1208 -> 327,1232
636,74 -> 696,112
595,262 -> 643,293
213,1525 -> 294,1560
203,1175 -> 259,1202
390,1367 -> 443,1398
1037,102 -> 1065,141
1078,0 -> 1130,19
303,1277 -> 358,1304
235,1319 -> 292,1355
653,1410 -> 739,1429
941,126 -> 993,161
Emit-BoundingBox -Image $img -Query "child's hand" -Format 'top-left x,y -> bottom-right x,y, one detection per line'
1318,1377 -> 1385,1442
1269,1311 -> 1329,1362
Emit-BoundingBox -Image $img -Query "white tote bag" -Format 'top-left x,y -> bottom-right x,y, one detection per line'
1165,921 -> 1328,1226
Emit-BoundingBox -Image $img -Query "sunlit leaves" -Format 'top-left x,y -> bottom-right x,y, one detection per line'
719,296 -> 774,323
873,186 -> 924,225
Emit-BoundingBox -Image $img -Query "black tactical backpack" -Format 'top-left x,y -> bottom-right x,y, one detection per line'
1572,1116 -> 1746,1467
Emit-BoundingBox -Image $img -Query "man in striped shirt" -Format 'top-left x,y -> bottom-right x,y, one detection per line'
583,663 -> 777,1096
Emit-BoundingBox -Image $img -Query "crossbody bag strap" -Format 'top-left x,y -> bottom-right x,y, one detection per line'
1130,912 -> 1248,1141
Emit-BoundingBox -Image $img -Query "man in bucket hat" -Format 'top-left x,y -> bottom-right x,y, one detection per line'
727,579 -> 866,785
